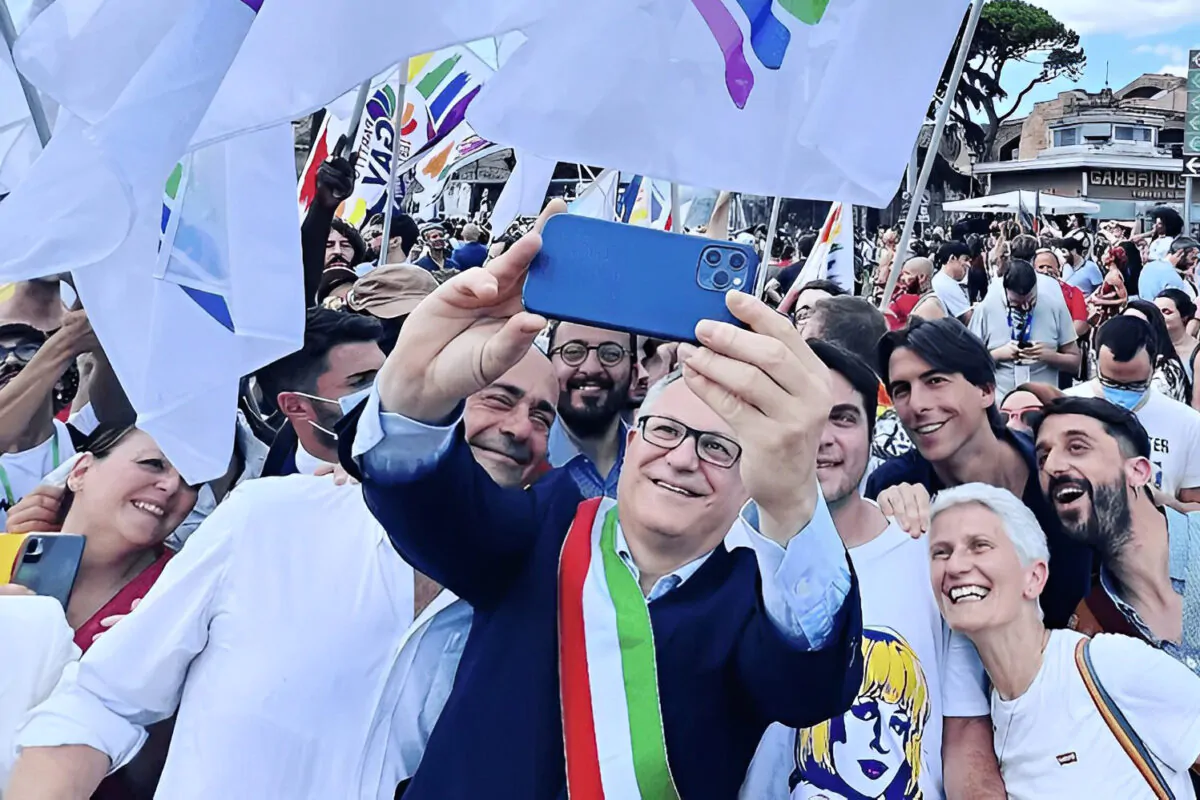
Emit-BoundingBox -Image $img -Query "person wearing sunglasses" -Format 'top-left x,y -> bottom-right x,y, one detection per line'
0,316 -> 100,531
1000,382 -> 1062,435
1065,315 -> 1200,503
545,321 -> 638,498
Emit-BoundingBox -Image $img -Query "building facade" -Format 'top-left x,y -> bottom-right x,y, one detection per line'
972,74 -> 1197,225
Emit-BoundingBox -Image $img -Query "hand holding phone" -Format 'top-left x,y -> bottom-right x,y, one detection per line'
4,533 -> 86,610
524,215 -> 760,343
379,200 -> 567,425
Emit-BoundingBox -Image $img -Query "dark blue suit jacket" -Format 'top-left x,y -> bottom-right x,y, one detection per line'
359,433 -> 863,800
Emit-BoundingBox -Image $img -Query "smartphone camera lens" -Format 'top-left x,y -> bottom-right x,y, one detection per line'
705,249 -> 722,265
712,269 -> 731,289
729,252 -> 745,270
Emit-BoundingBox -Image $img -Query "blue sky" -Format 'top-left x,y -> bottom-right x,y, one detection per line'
1000,0 -> 1199,118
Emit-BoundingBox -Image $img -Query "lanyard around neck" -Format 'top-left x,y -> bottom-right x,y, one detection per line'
0,429 -> 60,508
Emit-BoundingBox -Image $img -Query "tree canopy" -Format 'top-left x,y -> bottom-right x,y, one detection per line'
935,0 -> 1086,160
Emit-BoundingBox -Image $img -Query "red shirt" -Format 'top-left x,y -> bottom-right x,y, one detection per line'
1059,280 -> 1087,323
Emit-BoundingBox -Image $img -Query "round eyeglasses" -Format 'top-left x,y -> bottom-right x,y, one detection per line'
550,341 -> 630,368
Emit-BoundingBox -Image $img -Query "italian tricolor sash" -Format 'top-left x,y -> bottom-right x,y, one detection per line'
558,497 -> 680,800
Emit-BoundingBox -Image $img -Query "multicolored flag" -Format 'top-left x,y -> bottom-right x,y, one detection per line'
791,201 -> 855,293
297,66 -> 429,225
617,175 -> 672,230
468,0 -> 969,206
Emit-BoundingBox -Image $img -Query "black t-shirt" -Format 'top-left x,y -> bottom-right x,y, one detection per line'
865,427 -> 1093,629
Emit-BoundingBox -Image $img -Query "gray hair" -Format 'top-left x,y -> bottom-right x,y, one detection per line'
930,483 -> 1050,568
637,368 -> 685,421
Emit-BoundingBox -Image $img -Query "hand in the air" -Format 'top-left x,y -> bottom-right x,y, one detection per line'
681,292 -> 832,544
376,200 -> 567,424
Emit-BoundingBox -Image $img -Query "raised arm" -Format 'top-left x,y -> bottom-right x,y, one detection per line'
300,152 -> 356,307
681,292 -> 862,727
347,390 -> 560,607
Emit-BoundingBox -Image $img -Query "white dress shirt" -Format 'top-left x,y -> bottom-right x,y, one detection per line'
14,475 -> 439,800
351,386 -> 853,650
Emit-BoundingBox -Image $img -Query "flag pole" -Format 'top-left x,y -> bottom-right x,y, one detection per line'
335,79 -> 373,159
669,182 -> 681,232
756,195 -> 783,298
0,0 -> 50,146
879,0 -> 985,308
378,66 -> 409,266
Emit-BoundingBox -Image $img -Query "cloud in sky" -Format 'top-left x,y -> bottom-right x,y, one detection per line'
1037,0 -> 1197,36
1133,43 -> 1188,76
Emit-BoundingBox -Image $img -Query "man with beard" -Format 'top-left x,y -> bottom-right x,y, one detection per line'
969,260 -> 1079,398
866,317 -> 1093,628
255,308 -> 385,477
545,321 -> 637,497
0,312 -> 100,529
1064,315 -> 1200,502
742,339 -> 1003,800
301,151 -> 361,306
1033,395 -> 1200,677
414,223 -> 460,273
884,257 -> 946,330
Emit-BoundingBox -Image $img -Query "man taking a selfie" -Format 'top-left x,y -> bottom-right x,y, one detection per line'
345,201 -> 863,799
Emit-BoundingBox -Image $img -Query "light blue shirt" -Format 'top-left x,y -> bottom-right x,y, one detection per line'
1138,259 -> 1193,301
353,385 -> 853,650
1066,259 -> 1104,295
547,418 -> 627,499
1099,507 -> 1200,675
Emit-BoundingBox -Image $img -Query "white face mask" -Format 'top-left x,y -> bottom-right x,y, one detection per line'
292,385 -> 374,441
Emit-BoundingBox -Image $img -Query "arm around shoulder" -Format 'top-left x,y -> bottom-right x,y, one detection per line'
5,745 -> 109,800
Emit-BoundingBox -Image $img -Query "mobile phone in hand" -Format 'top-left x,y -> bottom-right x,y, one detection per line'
524,215 -> 761,344
4,533 -> 86,610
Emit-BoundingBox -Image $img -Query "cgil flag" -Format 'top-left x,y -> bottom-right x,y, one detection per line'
468,0 -> 969,206
297,66 -> 428,225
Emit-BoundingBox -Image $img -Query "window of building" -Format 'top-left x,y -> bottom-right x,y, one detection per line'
1053,127 -> 1079,147
1114,125 -> 1153,143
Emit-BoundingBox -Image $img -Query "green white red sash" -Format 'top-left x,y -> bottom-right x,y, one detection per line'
558,497 -> 680,800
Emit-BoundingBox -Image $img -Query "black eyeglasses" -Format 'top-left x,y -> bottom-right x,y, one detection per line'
637,415 -> 741,469
550,341 -> 629,368
0,342 -> 40,363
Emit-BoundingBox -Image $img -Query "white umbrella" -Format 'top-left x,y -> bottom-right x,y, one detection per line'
943,190 -> 1100,216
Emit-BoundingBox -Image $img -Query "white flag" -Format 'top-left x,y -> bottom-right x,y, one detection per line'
191,0 -> 560,146
568,169 -> 618,221
0,0 -> 260,282
74,124 -> 303,484
488,150 -> 556,237
468,0 -> 967,206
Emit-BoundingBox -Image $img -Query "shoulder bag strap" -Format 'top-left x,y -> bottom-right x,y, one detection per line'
1074,638 -> 1175,800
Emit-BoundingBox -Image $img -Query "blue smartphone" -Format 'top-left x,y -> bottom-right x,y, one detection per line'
523,215 -> 760,343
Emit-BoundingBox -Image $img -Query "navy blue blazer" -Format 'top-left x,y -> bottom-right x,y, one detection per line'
359,432 -> 863,800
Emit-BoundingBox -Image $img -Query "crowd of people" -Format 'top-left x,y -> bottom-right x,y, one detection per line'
2,146 -> 1200,800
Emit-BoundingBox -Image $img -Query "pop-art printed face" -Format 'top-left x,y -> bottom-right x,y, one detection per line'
791,628 -> 930,800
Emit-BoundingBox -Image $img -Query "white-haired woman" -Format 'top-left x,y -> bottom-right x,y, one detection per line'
927,482 -> 1200,799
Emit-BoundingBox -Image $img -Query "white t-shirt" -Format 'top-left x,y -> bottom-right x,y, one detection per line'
0,419 -> 77,530
741,519 -> 990,800
932,270 -> 970,318
992,629 -> 1200,800
1064,383 -> 1200,496
1149,236 -> 1175,263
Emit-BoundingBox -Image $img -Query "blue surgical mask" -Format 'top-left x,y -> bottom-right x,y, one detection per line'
1101,384 -> 1148,411
338,385 -> 373,416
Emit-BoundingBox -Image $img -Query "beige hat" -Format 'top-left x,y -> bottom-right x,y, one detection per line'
346,265 -> 438,319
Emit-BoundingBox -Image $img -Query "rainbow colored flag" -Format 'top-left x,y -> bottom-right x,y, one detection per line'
468,0 -> 970,206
